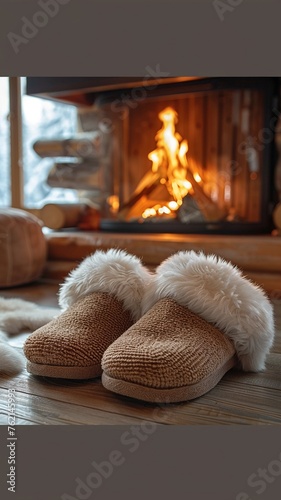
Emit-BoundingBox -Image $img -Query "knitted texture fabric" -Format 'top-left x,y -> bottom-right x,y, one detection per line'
24,292 -> 133,371
102,298 -> 236,389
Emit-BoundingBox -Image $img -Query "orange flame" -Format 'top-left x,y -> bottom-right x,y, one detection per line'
142,107 -> 196,219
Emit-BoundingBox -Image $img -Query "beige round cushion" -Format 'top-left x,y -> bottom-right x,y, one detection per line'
0,208 -> 47,288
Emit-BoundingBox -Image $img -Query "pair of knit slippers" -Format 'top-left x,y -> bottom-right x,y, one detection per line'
23,249 -> 275,404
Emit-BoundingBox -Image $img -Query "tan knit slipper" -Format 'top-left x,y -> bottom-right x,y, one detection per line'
102,251 -> 275,403
24,249 -> 152,379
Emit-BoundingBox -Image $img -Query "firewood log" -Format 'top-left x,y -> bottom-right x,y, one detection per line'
118,171 -> 161,217
33,132 -> 108,160
46,160 -> 104,190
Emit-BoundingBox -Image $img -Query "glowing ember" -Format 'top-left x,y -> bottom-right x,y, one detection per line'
193,172 -> 202,183
142,204 -> 172,219
107,195 -> 119,214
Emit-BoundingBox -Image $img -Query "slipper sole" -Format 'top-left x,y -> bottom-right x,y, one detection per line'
102,354 -> 237,403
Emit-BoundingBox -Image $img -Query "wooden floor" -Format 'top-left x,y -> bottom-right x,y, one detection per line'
0,280 -> 281,425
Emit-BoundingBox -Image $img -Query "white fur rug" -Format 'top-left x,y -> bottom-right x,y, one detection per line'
0,297 -> 58,375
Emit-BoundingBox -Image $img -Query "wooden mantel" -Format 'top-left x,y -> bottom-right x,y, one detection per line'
44,231 -> 281,294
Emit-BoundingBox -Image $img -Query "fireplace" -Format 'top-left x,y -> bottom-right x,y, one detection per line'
27,77 -> 279,234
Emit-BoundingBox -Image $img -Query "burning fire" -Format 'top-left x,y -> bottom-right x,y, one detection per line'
118,105 -> 226,223
142,107 -> 201,219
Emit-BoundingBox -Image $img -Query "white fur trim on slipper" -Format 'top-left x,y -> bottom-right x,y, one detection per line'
59,249 -> 153,322
142,250 -> 275,372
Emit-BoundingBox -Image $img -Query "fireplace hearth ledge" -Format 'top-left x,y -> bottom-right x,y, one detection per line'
43,231 -> 281,294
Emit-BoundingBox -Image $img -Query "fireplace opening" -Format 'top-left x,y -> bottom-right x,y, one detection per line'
118,105 -> 227,225
29,77 -> 279,234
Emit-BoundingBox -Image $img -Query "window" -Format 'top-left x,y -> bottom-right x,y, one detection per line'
0,77 -> 10,206
1,77 -> 79,209
21,77 -> 78,207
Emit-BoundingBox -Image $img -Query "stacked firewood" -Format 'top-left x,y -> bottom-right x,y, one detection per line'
33,130 -> 111,193
31,123 -> 112,229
